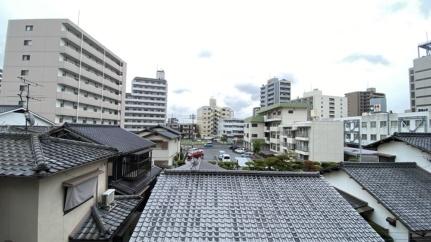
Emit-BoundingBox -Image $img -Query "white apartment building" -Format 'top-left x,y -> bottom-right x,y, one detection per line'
340,111 -> 430,146
123,70 -> 167,132
260,78 -> 291,107
243,115 -> 265,151
409,41 -> 431,112
0,19 -> 127,125
217,118 -> 244,140
197,98 -> 233,138
294,89 -> 347,119
280,121 -> 344,162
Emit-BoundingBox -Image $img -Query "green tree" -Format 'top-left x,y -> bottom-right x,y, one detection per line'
245,150 -> 300,171
252,139 -> 263,154
220,135 -> 228,143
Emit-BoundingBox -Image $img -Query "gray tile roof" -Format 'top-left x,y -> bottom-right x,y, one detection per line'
130,170 -> 383,241
59,123 -> 155,153
0,125 -> 54,134
343,162 -> 431,232
0,105 -> 22,114
139,125 -> 181,140
71,196 -> 141,241
173,160 -> 225,171
0,133 -> 117,177
364,132 -> 431,154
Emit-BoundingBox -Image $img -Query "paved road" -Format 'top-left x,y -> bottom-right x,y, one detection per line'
200,144 -> 239,162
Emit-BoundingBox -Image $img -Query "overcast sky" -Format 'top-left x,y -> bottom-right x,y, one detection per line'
1,0 -> 431,120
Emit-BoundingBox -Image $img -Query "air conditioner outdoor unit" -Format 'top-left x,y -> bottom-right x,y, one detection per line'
102,189 -> 115,207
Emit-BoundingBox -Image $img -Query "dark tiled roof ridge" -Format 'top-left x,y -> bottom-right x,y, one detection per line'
41,135 -> 117,151
343,162 -> 417,168
394,132 -> 431,137
164,169 -> 320,177
30,134 -> 45,165
64,122 -> 120,128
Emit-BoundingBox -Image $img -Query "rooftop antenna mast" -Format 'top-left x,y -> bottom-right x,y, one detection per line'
17,76 -> 42,131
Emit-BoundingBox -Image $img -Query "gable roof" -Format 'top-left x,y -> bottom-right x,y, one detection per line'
0,105 -> 22,114
52,123 -> 155,153
138,125 -> 181,140
364,132 -> 431,154
130,170 -> 382,241
0,133 -> 117,177
70,196 -> 141,241
343,162 -> 431,233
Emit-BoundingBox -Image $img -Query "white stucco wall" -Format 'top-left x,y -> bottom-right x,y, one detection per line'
149,135 -> 180,166
0,177 -> 39,242
309,121 -> 344,162
324,171 -> 410,242
378,141 -> 431,173
37,161 -> 107,242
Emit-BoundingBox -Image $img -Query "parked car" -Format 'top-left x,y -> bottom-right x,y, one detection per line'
221,154 -> 231,162
204,142 -> 213,148
229,144 -> 239,150
241,151 -> 254,157
218,150 -> 226,160
234,148 -> 245,154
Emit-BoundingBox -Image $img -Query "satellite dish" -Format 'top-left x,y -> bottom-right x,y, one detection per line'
25,112 -> 36,126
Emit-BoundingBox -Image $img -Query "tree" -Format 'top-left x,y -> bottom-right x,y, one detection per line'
252,139 -> 263,154
220,135 -> 228,143
245,150 -> 299,171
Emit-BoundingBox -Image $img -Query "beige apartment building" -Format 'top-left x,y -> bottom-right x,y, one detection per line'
294,89 -> 347,119
197,98 -> 233,138
0,19 -> 127,125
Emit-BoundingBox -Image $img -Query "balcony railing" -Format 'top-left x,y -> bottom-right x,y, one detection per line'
116,154 -> 151,181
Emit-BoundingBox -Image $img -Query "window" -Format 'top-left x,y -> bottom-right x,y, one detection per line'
345,133 -> 351,139
361,134 -> 367,140
23,40 -> 32,46
288,110 -> 294,114
63,170 -> 102,213
370,121 -> 376,128
380,121 -> 387,127
361,122 -> 367,128
370,134 -> 377,141
20,70 -> 29,76
251,123 -> 258,127
252,134 -> 258,138
391,121 -> 398,127
22,55 -> 31,61
25,25 -> 33,31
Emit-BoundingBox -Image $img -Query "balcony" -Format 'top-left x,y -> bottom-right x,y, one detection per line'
264,115 -> 281,122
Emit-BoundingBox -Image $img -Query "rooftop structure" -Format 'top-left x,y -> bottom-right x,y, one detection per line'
130,170 -> 382,241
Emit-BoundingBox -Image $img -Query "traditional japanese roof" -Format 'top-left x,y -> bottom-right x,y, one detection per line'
173,160 -> 225,171
130,170 -> 382,241
70,196 -> 141,241
335,188 -> 374,215
138,125 -> 181,140
343,162 -> 431,233
110,166 -> 163,195
51,123 -> 155,154
364,132 -> 431,154
244,115 -> 264,123
256,102 -> 309,114
0,105 -> 22,114
0,133 -> 117,177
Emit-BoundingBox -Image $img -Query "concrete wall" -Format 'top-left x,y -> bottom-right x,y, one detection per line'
145,134 -> 180,166
378,141 -> 431,173
280,108 -> 308,125
0,177 -> 39,242
324,171 -> 410,242
309,121 -> 344,162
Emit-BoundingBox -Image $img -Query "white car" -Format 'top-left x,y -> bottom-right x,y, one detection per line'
218,150 -> 226,160
221,154 -> 231,162
234,148 -> 245,154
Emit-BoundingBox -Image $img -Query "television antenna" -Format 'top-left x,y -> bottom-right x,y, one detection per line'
16,76 -> 43,130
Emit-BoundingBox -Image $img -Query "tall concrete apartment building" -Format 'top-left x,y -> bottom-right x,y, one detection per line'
197,98 -> 233,138
0,68 -> 3,91
294,89 -> 347,119
260,77 -> 291,107
410,41 -> 431,112
0,19 -> 127,125
123,70 -> 167,131
345,88 -> 386,116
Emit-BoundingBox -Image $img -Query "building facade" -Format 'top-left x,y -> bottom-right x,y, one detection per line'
0,19 -> 127,126
293,89 -> 347,119
197,98 -> 233,138
260,78 -> 291,107
178,123 -> 198,139
340,111 -> 430,147
217,118 -> 244,140
345,88 -> 386,116
0,68 -> 3,92
243,115 -> 265,151
123,70 -> 167,132
410,41 -> 431,112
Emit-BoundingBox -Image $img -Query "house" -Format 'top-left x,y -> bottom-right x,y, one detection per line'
129,169 -> 383,241
364,132 -> 431,172
0,132 -> 118,242
324,162 -> 431,242
49,123 -> 161,195
137,125 -> 181,168
344,147 -> 396,162
0,105 -> 55,126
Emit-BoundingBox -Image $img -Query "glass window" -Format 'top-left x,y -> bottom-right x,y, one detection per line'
371,134 -> 377,141
22,55 -> 31,61
370,121 -> 376,128
251,123 -> 258,127
20,70 -> 29,76
361,122 -> 367,128
361,134 -> 367,140
23,40 -> 32,46
380,121 -> 387,127
391,121 -> 398,127
25,25 -> 33,31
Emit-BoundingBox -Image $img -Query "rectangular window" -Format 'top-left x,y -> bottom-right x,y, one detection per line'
288,110 -> 294,114
380,121 -> 387,127
361,122 -> 367,128
371,134 -> 377,141
370,121 -> 376,128
63,170 -> 102,213
251,123 -> 258,127
361,134 -> 367,140
391,121 -> 398,127
22,55 -> 31,61
20,70 -> 29,76
23,40 -> 32,46
25,25 -> 33,31
252,134 -> 258,138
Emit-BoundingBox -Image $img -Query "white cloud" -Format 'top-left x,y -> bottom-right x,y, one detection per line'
0,0 -> 430,117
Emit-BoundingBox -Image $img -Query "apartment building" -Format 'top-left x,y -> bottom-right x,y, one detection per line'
345,88 -> 386,116
340,111 -> 430,147
280,121 -> 344,162
217,118 -> 244,140
0,19 -> 127,125
123,70 -> 167,132
197,98 -> 233,138
0,68 -> 3,91
410,41 -> 431,112
243,115 -> 265,151
293,89 -> 347,119
260,77 -> 291,107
